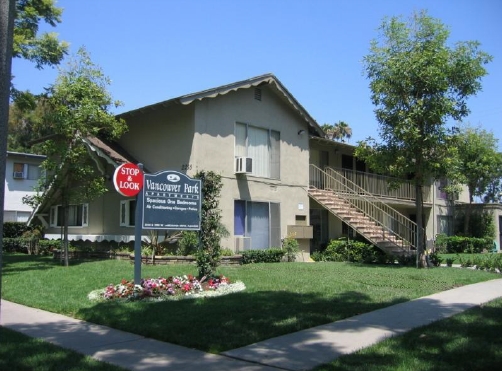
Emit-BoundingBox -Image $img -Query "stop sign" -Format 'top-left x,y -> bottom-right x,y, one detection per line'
113,163 -> 144,197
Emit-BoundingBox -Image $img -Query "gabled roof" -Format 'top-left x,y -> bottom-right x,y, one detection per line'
118,73 -> 324,136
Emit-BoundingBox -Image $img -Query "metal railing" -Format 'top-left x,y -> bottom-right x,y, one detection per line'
328,167 -> 431,202
309,164 -> 421,251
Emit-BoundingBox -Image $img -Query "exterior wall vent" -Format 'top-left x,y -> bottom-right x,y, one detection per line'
254,88 -> 262,101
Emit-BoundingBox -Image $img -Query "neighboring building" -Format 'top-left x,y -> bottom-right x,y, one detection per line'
4,151 -> 45,222
27,74 -> 501,256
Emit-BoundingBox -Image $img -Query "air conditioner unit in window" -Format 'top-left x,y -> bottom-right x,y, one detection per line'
235,157 -> 252,174
235,236 -> 252,251
13,172 -> 25,179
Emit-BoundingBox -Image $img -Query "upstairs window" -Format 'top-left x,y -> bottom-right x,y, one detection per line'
50,204 -> 88,227
235,123 -> 280,179
13,162 -> 42,180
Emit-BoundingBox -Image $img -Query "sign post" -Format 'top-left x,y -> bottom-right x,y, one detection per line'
113,163 -> 144,285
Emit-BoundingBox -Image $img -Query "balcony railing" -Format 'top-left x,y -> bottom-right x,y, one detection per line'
327,167 -> 431,202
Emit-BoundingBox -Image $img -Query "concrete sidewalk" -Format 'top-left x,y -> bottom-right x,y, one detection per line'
2,278 -> 502,371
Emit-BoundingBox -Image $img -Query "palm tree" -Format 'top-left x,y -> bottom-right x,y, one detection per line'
322,121 -> 352,142
333,121 -> 352,142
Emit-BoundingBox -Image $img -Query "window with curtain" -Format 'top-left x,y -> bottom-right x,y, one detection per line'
234,200 -> 280,249
50,204 -> 89,227
235,122 -> 280,178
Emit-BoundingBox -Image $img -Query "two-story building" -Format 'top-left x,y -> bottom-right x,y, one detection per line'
4,151 -> 45,223
27,74 -> 501,256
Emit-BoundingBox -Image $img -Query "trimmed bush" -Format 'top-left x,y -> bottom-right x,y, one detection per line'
241,248 -> 285,264
2,222 -> 34,238
436,235 -> 492,254
311,238 -> 385,264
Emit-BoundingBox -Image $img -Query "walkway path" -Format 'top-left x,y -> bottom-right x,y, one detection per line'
2,278 -> 502,371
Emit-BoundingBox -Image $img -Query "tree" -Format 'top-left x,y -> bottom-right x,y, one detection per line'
355,10 -> 492,267
322,121 -> 352,142
11,0 -> 68,101
454,124 -> 502,233
8,97 -> 47,152
1,0 -> 16,322
333,121 -> 352,142
25,47 -> 127,266
195,170 -> 228,278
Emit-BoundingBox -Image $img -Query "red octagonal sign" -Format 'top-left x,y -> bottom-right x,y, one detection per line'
113,163 -> 144,197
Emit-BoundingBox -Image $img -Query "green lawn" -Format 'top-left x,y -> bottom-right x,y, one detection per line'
314,297 -> 502,371
0,326 -> 126,371
1,254 -> 499,353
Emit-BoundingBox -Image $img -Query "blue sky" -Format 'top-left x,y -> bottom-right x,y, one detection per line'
11,0 -> 502,149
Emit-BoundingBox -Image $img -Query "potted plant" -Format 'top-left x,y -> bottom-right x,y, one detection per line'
446,257 -> 455,267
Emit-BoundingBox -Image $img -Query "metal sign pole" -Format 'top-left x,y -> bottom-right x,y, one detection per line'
134,163 -> 144,285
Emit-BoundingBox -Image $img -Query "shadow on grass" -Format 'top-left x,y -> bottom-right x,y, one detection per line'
0,326 -> 126,371
76,289 -> 410,353
1,253 -> 105,274
315,299 -> 502,371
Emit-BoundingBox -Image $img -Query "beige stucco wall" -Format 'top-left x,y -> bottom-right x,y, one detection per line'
188,86 -> 311,251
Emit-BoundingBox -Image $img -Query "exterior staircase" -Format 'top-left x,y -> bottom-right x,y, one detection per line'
309,164 -> 420,256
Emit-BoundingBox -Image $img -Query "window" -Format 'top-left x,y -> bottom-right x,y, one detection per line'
234,200 -> 280,249
3,211 -> 31,223
437,179 -> 458,201
50,204 -> 88,227
120,200 -> 136,226
437,215 -> 453,236
12,163 -> 41,180
27,164 -> 41,180
235,123 -> 280,178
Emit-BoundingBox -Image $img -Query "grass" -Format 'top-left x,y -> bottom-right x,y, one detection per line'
438,253 -> 494,264
0,326 -> 127,371
1,254 -> 500,353
314,297 -> 502,371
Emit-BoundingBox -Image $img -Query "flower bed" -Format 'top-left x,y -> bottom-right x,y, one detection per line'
88,274 -> 245,302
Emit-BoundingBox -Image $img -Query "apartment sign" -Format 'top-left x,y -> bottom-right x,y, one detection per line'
142,170 -> 201,230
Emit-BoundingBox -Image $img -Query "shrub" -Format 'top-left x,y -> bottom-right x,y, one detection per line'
282,234 -> 300,262
241,248 -> 285,264
177,231 -> 199,256
311,238 -> 384,264
2,222 -> 40,238
221,248 -> 234,256
396,253 -> 416,266
438,236 -> 492,254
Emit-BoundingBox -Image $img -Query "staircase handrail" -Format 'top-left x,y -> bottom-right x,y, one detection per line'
310,164 -> 420,250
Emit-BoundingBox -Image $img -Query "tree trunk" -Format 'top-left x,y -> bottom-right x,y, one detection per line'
415,183 -> 426,268
0,0 -> 16,323
463,192 -> 474,235
63,199 -> 69,267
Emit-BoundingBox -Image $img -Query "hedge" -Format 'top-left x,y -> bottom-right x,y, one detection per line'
435,235 -> 493,254
241,248 -> 285,264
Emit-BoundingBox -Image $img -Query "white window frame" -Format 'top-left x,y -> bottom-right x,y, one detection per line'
49,204 -> 89,227
235,122 -> 280,179
120,199 -> 136,227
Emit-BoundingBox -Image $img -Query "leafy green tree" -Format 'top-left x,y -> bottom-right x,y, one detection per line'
355,10 -> 492,267
454,124 -> 502,233
195,170 -> 228,278
12,0 -> 68,69
25,48 -> 127,266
